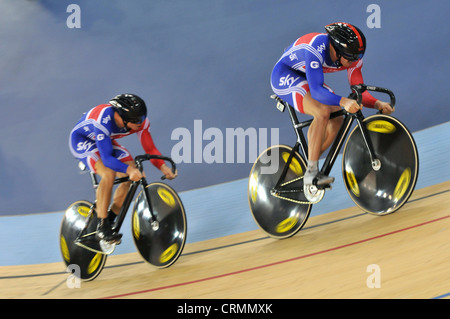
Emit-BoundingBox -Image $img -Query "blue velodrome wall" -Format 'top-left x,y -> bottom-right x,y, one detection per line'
0,122 -> 448,265
0,0 -> 449,215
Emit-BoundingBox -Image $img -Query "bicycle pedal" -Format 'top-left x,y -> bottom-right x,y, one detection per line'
110,238 -> 121,245
317,184 -> 332,191
95,230 -> 122,242
315,177 -> 335,186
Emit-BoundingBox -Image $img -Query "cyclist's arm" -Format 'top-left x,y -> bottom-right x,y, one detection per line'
347,60 -> 378,108
304,51 -> 342,106
95,131 -> 129,173
137,119 -> 165,169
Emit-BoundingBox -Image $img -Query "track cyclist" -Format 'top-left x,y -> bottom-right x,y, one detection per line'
270,22 -> 394,188
69,94 -> 177,242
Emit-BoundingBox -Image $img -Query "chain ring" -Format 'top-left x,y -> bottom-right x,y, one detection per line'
303,184 -> 325,203
270,176 -> 325,205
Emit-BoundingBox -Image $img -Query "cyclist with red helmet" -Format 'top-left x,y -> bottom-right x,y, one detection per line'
69,94 -> 177,242
271,22 -> 393,187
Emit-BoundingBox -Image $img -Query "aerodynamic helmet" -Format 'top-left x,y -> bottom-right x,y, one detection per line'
325,22 -> 366,62
109,93 -> 147,124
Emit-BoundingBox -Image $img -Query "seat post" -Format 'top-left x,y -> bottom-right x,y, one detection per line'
286,104 -> 309,159
89,172 -> 99,189
77,160 -> 100,189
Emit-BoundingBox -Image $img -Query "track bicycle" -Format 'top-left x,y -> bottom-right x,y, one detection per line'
248,84 -> 419,239
59,154 -> 187,281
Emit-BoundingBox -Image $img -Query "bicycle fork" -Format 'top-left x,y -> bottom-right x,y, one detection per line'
321,111 -> 380,175
111,178 -> 159,233
354,113 -> 381,171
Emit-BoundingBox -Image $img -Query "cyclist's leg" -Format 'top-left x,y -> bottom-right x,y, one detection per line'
70,142 -> 116,220
303,92 -> 331,162
93,141 -> 133,239
69,134 -> 122,240
271,65 -> 341,185
108,142 -> 134,217
110,163 -> 134,217
302,92 -> 342,159
322,114 -> 343,153
270,66 -> 342,157
94,159 -> 116,220
301,90 -> 341,185
94,159 -> 123,241
320,84 -> 343,153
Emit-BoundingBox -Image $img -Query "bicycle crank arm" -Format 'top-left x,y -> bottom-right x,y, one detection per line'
74,238 -> 117,255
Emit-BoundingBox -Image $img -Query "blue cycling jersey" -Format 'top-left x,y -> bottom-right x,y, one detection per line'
69,104 -> 164,173
271,32 -> 377,111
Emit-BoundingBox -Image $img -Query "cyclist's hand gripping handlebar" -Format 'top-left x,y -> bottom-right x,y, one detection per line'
350,84 -> 396,114
134,154 -> 177,180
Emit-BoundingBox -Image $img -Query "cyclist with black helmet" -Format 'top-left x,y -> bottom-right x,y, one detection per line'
270,22 -> 393,187
69,94 -> 177,242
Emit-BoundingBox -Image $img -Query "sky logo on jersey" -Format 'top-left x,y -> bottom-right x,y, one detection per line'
76,140 -> 94,152
279,74 -> 299,87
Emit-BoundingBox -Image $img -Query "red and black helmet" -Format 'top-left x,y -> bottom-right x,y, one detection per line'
325,22 -> 366,62
110,94 -> 147,124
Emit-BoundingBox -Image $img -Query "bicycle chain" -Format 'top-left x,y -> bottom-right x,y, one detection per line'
270,176 -> 324,205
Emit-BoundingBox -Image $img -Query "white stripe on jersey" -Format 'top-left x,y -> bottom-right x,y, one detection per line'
271,80 -> 308,97
280,34 -> 325,65
292,61 -> 306,71
71,118 -> 111,137
281,43 -> 324,65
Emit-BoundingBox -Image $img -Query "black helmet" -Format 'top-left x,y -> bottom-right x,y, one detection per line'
325,22 -> 366,62
109,93 -> 147,124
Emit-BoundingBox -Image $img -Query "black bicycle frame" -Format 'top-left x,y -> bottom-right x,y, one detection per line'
83,154 -> 176,234
272,84 -> 395,191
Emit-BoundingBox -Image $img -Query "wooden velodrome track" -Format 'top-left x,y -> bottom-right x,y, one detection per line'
1,180 -> 449,299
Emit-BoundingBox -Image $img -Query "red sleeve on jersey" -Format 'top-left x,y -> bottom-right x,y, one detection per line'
137,120 -> 165,169
347,60 -> 378,108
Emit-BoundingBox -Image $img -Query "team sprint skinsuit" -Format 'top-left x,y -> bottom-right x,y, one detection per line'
69,104 -> 164,173
271,32 -> 377,113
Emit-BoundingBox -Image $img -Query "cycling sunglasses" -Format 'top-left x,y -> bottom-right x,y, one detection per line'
341,52 -> 364,62
128,115 -> 146,124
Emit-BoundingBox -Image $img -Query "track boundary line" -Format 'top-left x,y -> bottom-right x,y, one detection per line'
1,187 -> 448,280
102,214 -> 450,299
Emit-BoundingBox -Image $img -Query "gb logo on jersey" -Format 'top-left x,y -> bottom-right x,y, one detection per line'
310,61 -> 320,69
